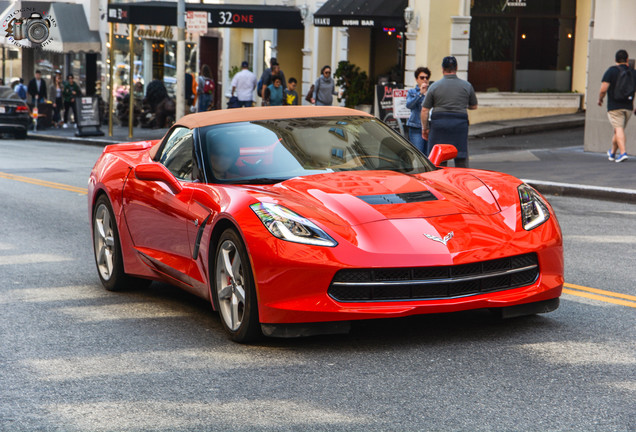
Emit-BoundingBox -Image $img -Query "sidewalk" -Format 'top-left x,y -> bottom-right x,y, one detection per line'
27,111 -> 636,203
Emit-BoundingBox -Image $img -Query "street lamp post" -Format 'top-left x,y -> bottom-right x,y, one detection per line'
176,0 -> 185,120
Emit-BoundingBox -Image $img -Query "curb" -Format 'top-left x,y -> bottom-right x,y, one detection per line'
469,117 -> 584,139
524,179 -> 636,204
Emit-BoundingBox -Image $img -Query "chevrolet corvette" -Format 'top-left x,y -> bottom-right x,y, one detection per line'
88,106 -> 563,342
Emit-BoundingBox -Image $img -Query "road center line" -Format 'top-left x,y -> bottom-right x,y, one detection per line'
563,283 -> 636,308
0,171 -> 87,195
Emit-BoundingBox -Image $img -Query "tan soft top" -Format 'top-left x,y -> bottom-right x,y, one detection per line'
174,105 -> 373,129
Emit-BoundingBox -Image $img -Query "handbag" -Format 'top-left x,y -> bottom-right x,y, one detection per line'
305,84 -> 315,103
228,96 -> 240,108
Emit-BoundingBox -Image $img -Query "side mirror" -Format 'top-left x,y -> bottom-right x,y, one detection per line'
428,144 -> 458,167
134,163 -> 183,194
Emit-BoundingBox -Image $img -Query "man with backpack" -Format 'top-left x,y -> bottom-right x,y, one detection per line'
598,49 -> 636,163
14,78 -> 27,101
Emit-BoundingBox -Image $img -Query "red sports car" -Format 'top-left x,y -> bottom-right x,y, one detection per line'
89,106 -> 563,342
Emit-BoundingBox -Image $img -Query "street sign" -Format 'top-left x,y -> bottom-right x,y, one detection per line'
186,11 -> 207,34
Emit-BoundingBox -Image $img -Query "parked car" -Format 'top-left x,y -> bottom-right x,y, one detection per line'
0,86 -> 31,139
88,106 -> 563,342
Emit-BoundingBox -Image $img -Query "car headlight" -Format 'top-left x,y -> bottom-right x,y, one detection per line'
518,184 -> 550,230
250,202 -> 338,247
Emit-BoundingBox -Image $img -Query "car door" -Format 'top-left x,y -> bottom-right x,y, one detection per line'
123,126 -> 198,285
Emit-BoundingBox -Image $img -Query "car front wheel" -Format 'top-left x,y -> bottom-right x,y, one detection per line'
213,228 -> 260,342
92,195 -> 149,291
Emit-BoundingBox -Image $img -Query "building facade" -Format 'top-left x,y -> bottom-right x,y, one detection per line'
0,0 -> 101,95
583,0 -> 636,154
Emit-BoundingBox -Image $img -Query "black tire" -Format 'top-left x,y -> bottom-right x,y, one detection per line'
211,228 -> 261,343
15,130 -> 27,139
92,195 -> 150,292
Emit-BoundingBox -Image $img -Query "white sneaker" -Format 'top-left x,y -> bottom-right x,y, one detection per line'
62,123 -> 68,128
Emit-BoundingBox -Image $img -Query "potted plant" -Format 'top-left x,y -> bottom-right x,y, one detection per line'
334,60 -> 374,111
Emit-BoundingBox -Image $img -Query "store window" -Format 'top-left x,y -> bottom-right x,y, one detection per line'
469,0 -> 576,92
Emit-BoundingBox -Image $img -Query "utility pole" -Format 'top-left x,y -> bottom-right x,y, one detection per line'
176,0 -> 185,120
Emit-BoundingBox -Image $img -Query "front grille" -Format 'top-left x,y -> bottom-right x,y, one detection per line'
329,253 -> 539,302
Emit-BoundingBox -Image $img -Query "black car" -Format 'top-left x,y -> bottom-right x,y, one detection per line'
0,86 -> 32,139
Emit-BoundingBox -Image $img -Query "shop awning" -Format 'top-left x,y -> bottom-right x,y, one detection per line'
45,2 -> 101,53
313,0 -> 408,30
107,1 -> 303,30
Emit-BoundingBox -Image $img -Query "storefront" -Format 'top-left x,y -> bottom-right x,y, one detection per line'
0,1 -> 101,95
468,0 -> 577,92
313,0 -> 409,86
107,2 -> 303,109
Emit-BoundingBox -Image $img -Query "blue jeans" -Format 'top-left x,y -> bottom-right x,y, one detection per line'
408,126 -> 427,154
198,93 -> 212,112
238,100 -> 252,108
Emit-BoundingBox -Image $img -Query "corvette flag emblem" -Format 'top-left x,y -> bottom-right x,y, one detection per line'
424,231 -> 454,245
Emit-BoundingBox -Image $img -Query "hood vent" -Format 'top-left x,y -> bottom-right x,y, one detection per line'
357,190 -> 437,205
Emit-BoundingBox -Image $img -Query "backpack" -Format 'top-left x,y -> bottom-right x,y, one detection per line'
256,77 -> 263,97
202,78 -> 214,95
613,65 -> 636,102
16,83 -> 27,100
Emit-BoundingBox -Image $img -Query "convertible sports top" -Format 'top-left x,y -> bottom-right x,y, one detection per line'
174,106 -> 373,129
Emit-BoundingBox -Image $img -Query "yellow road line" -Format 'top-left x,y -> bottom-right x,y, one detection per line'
0,171 -> 87,195
564,282 -> 636,302
563,283 -> 636,309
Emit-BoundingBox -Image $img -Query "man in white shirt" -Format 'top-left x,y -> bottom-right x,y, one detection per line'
230,61 -> 257,108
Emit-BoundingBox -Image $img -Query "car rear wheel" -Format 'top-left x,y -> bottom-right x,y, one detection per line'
213,228 -> 260,342
92,195 -> 149,291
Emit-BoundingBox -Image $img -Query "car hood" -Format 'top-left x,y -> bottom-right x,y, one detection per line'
259,169 -> 502,227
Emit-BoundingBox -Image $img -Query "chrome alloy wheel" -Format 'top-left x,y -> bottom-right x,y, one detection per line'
215,239 -> 246,331
93,202 -> 115,281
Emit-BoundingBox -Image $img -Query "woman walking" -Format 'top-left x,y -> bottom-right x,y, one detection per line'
49,72 -> 64,128
311,65 -> 337,106
405,67 -> 431,153
197,64 -> 214,112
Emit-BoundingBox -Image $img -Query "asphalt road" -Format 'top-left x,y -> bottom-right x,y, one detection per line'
0,137 -> 634,431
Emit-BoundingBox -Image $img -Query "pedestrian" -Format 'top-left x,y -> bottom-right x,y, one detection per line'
27,69 -> 47,107
14,78 -> 28,101
197,64 -> 215,112
259,57 -> 286,101
284,77 -> 299,105
49,72 -> 64,128
230,61 -> 257,107
406,66 -> 431,153
598,49 -> 636,163
311,65 -> 337,106
263,75 -> 284,106
185,70 -> 195,112
62,74 -> 81,128
421,56 -> 477,167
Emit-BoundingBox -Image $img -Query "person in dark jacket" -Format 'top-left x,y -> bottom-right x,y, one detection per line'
27,70 -> 47,106
62,74 -> 82,128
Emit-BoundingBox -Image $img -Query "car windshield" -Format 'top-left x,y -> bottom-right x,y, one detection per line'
199,116 -> 436,184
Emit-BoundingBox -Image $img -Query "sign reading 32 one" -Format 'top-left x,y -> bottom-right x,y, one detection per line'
209,11 -> 254,26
